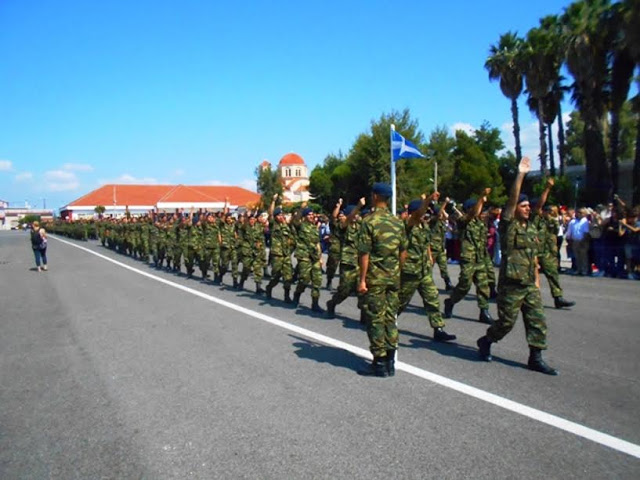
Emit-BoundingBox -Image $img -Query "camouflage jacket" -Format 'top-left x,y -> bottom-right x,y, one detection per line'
403,219 -> 432,276
219,220 -> 237,249
531,213 -> 558,256
337,220 -> 360,267
201,222 -> 220,250
429,217 -> 447,251
499,217 -> 539,286
295,221 -> 321,262
328,218 -> 343,256
269,220 -> 295,257
459,217 -> 488,263
357,206 -> 407,287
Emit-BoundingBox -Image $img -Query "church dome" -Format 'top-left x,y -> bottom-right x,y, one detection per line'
279,153 -> 306,166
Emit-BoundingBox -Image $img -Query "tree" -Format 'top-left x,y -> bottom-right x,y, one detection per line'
564,111 -> 586,165
19,214 -> 41,226
622,0 -> 640,203
94,205 -> 106,218
255,164 -> 283,210
561,0 -> 613,203
485,32 -> 525,161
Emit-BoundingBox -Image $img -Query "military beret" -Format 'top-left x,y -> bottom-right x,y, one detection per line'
372,182 -> 392,198
463,199 -> 477,211
273,207 -> 283,216
518,194 -> 529,204
529,197 -> 539,207
431,206 -> 440,215
343,205 -> 356,216
361,207 -> 371,216
407,199 -> 423,214
301,207 -> 313,216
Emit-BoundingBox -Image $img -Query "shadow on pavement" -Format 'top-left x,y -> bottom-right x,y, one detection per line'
290,335 -> 364,372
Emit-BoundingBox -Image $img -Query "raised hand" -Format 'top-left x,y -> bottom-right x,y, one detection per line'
518,156 -> 531,174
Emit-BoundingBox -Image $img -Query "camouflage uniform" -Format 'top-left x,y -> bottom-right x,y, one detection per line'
325,218 -> 342,287
357,205 -> 407,359
169,220 -> 182,271
200,219 -> 221,280
240,220 -> 266,287
447,217 -> 490,310
266,218 -> 295,299
429,216 -> 451,284
486,217 -> 547,349
327,219 -> 361,313
293,220 -> 323,303
219,217 -> 239,284
532,213 -> 563,299
181,220 -> 199,276
398,219 -> 444,328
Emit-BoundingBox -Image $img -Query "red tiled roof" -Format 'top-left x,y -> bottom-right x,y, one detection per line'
66,184 -> 259,208
279,153 -> 305,166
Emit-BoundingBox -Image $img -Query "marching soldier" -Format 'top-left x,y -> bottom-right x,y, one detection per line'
428,196 -> 454,291
477,157 -> 558,375
265,194 -> 296,303
293,206 -> 324,312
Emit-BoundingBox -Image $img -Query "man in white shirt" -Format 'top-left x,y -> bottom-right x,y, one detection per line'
569,208 -> 591,275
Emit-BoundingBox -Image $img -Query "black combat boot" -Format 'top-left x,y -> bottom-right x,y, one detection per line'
357,357 -> 389,377
479,308 -> 494,325
326,278 -> 332,289
386,350 -> 396,377
443,298 -> 453,319
256,283 -> 265,295
444,278 -> 454,292
554,297 -> 576,309
311,297 -> 324,313
213,273 -> 221,285
232,278 -> 238,289
265,284 -> 273,299
489,283 -> 497,299
476,336 -> 493,362
326,299 -> 336,319
238,279 -> 245,290
292,291 -> 301,306
528,347 -> 558,375
283,288 -> 292,304
359,309 -> 367,325
433,327 -> 457,342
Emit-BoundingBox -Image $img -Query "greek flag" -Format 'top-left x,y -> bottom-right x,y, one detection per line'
391,130 -> 425,161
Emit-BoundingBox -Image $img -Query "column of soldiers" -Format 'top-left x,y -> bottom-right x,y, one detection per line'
51,167 -> 572,378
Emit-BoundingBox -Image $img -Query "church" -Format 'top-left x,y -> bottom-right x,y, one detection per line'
260,152 -> 310,203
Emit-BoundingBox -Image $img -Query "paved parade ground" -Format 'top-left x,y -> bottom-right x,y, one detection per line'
1,230 -> 639,479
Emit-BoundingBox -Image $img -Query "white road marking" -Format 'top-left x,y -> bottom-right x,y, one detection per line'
52,236 -> 640,459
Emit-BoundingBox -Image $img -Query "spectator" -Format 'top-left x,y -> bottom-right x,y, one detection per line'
569,208 -> 591,276
620,206 -> 640,279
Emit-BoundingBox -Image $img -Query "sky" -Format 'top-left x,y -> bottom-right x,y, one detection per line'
0,0 -> 575,211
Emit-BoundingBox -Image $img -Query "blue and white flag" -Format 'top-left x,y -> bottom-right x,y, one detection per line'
391,130 -> 425,161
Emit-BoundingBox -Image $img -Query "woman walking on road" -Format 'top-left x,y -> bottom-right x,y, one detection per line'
30,221 -> 48,272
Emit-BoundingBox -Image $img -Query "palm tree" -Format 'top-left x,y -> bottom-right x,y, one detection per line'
561,0 -> 614,204
608,1 -> 636,196
485,32 -> 525,161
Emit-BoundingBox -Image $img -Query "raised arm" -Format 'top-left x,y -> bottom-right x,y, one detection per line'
268,193 -> 278,217
504,157 -> 531,220
347,197 -> 366,224
535,177 -> 555,215
332,198 -> 343,220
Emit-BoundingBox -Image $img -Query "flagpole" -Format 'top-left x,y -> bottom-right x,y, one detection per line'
390,124 -> 396,215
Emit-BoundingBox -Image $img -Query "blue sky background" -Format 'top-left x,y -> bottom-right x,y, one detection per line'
1,0 -> 574,210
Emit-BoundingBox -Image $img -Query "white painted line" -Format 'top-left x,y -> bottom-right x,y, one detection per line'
52,236 -> 640,459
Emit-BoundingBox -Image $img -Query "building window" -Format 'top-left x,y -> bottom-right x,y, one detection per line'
295,168 -> 301,177
285,168 -> 291,177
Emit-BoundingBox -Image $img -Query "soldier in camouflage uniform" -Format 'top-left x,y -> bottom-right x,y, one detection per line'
428,196 -> 454,291
532,178 -> 575,309
293,207 -> 324,312
181,213 -> 199,277
200,213 -> 222,282
477,157 -> 558,375
219,212 -> 239,288
357,183 -> 408,378
443,188 -> 494,325
480,209 -> 498,299
239,214 -> 266,293
325,200 -> 344,289
326,198 -> 365,320
265,194 -> 296,303
398,194 -> 456,342
169,215 -> 182,272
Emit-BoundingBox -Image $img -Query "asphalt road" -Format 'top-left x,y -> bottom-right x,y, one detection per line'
1,230 -> 639,479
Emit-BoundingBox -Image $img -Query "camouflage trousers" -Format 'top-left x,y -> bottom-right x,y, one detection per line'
484,255 -> 496,287
294,258 -> 322,300
449,260 -> 490,309
241,248 -> 266,284
182,245 -> 199,275
487,282 -> 547,350
155,243 -> 166,267
139,238 -> 150,259
267,255 -> 293,290
172,245 -> 182,270
326,252 -> 340,281
363,283 -> 400,358
219,247 -> 238,280
330,264 -> 362,308
431,247 -> 450,282
398,271 -> 444,328
199,247 -> 220,277
539,253 -> 563,298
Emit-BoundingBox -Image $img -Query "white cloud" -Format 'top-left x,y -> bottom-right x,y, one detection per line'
450,122 -> 476,136
99,173 -> 159,185
63,162 -> 94,172
44,170 -> 80,191
239,179 -> 257,192
0,160 -> 13,171
15,172 -> 33,182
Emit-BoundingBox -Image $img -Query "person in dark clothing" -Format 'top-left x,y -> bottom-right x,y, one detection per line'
30,221 -> 48,272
